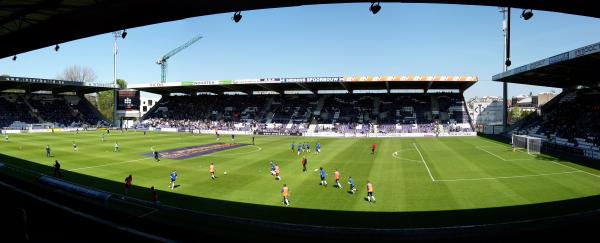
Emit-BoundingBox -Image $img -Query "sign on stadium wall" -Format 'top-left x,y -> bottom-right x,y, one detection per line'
38,176 -> 111,202
493,41 -> 600,81
343,76 -> 477,82
0,76 -> 112,88
134,75 -> 478,88
117,90 -> 140,111
259,77 -> 343,83
571,42 -> 600,58
233,79 -> 264,84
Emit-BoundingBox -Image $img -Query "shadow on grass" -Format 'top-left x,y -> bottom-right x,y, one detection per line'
1,152 -> 600,237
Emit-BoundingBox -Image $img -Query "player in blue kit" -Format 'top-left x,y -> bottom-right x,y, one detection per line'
154,150 -> 160,162
270,161 -> 276,176
315,142 -> 321,155
319,167 -> 327,186
169,171 -> 177,190
348,176 -> 356,194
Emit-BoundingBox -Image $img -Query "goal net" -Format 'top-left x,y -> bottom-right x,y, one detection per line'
512,134 -> 541,154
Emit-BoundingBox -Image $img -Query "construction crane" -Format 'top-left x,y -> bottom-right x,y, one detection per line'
156,34 -> 203,82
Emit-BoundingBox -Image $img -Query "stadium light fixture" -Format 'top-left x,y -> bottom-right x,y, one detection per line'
521,9 -> 533,20
370,2 -> 381,14
54,44 -> 60,52
232,11 -> 242,23
121,30 -> 128,39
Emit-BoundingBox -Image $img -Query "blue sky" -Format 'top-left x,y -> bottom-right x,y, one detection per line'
2,3 -> 600,99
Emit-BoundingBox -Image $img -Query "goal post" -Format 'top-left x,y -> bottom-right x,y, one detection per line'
512,134 -> 541,154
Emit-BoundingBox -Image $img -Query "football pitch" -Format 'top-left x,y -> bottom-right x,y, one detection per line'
1,131 -> 600,216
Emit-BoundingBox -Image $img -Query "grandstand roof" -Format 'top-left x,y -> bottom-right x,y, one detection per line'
1,1 -> 598,59
493,42 -> 600,88
130,75 -> 477,95
0,76 -> 114,94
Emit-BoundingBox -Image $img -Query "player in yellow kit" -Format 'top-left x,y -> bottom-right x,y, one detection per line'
334,169 -> 342,189
209,162 -> 216,180
281,184 -> 290,206
274,164 -> 281,180
366,180 -> 375,203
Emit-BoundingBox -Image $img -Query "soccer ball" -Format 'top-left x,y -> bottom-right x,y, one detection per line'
224,171 -> 228,175
393,152 -> 398,156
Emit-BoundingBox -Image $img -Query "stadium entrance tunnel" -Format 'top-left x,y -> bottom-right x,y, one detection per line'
1,153 -> 600,241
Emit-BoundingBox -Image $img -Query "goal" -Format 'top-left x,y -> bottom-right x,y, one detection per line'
512,134 -> 541,154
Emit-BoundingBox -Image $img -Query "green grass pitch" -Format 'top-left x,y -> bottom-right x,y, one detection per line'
1,131 -> 600,215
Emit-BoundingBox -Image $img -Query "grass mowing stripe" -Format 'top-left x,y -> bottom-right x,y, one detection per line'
435,171 -> 583,182
71,158 -> 153,171
412,142 -> 435,182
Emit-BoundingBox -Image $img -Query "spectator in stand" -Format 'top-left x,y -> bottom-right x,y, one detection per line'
124,174 -> 133,198
53,160 -> 61,178
150,186 -> 159,205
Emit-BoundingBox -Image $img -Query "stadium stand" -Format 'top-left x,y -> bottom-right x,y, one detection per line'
139,92 -> 473,135
0,77 -> 113,129
512,88 -> 600,160
492,41 -> 600,163
0,93 -> 108,128
0,94 -> 37,128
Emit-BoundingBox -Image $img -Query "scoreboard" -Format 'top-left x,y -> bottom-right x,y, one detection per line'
116,90 -> 140,111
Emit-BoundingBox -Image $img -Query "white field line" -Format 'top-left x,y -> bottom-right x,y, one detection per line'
70,158 -> 152,171
391,152 -> 422,163
475,146 -> 533,161
412,143 -> 436,182
395,148 -> 417,151
543,159 -> 600,178
206,145 -> 262,157
475,146 -> 600,178
436,171 -> 583,182
137,208 -> 160,218
478,138 -> 508,147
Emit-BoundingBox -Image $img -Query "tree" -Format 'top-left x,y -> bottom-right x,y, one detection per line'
96,79 -> 127,122
509,106 -> 522,124
55,65 -> 129,124
116,79 -> 127,89
56,65 -> 97,82
97,90 -> 114,122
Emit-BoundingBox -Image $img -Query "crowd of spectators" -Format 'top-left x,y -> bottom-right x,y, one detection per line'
537,89 -> 600,146
0,94 -> 106,129
139,93 -> 473,135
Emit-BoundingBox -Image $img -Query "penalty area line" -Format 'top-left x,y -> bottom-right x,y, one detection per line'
435,171 -> 583,182
543,159 -> 600,179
